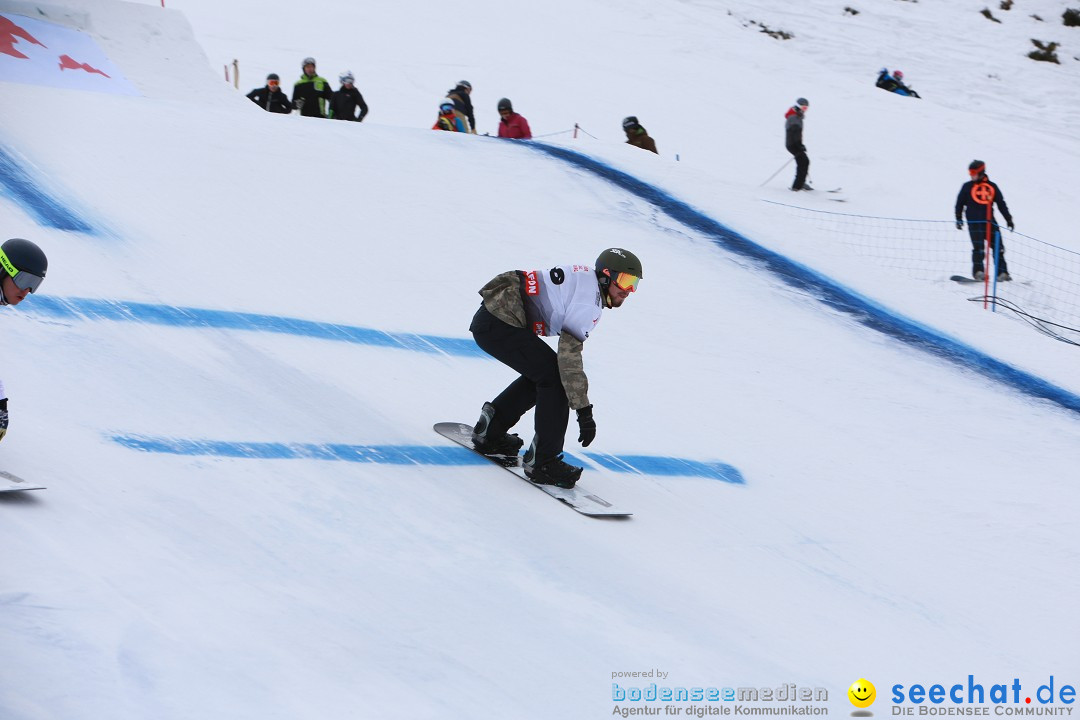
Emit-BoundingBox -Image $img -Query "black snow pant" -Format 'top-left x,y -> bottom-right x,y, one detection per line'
968,222 -> 1008,276
469,304 -> 569,464
788,145 -> 809,190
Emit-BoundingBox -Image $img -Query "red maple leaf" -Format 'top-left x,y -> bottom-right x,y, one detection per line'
58,53 -> 110,77
0,15 -> 47,59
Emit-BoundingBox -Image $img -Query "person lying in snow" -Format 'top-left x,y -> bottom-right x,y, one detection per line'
876,68 -> 921,98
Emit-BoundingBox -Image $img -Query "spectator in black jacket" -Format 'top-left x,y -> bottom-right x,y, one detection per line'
246,73 -> 292,114
955,160 -> 1014,281
447,80 -> 476,133
330,71 -> 369,121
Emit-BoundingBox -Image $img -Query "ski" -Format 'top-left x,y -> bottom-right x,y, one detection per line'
795,186 -> 845,201
0,470 -> 45,493
433,422 -> 631,517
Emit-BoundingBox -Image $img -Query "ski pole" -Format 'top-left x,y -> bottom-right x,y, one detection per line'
991,225 -> 1002,312
760,158 -> 793,187
983,221 -> 992,309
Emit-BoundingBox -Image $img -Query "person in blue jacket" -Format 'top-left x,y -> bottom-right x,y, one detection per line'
876,68 -> 921,98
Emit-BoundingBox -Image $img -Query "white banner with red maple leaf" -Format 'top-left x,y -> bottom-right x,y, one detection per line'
1,12 -> 138,95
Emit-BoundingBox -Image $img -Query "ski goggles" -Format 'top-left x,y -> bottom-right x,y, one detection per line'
267,79 -> 280,87
0,249 -> 43,293
610,271 -> 640,293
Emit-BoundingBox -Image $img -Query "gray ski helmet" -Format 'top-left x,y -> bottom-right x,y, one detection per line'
458,80 -> 472,91
796,97 -> 809,107
595,248 -> 643,292
0,238 -> 47,293
302,57 -> 316,69
340,71 -> 355,84
497,97 -> 513,112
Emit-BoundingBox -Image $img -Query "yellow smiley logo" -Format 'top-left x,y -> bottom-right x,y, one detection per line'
848,679 -> 876,708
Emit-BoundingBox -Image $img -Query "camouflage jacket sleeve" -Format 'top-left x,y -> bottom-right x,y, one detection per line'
479,271 -> 526,328
557,332 -> 590,410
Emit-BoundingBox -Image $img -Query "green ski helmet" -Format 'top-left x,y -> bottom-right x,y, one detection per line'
0,238 -> 47,294
595,247 -> 642,293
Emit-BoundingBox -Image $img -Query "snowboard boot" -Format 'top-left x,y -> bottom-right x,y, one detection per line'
524,454 -> 583,489
472,402 -> 524,457
973,270 -> 986,281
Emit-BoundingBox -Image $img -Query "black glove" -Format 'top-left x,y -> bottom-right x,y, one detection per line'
1007,220 -> 1015,231
576,405 -> 596,447
956,219 -> 963,230
0,398 -> 8,442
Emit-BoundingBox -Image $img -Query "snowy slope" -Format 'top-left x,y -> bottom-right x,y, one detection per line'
1,1 -> 1079,719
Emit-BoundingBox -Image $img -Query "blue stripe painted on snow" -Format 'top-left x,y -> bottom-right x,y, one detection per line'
27,296 -> 485,357
113,435 -> 483,465
111,435 -> 742,481
0,145 -> 98,234
528,143 -> 1080,417
586,452 -> 745,485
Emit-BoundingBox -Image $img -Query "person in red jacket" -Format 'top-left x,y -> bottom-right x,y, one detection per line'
496,98 -> 532,140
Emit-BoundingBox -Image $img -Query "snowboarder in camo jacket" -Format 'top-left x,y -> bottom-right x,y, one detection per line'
468,249 -> 643,489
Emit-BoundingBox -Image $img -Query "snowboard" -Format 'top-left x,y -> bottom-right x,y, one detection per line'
950,275 -> 1020,285
433,422 -> 631,517
0,470 -> 45,493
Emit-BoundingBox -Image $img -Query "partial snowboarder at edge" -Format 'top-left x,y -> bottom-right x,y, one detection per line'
0,238 -> 49,442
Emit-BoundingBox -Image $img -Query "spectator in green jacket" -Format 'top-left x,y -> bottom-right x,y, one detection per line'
292,57 -> 333,118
